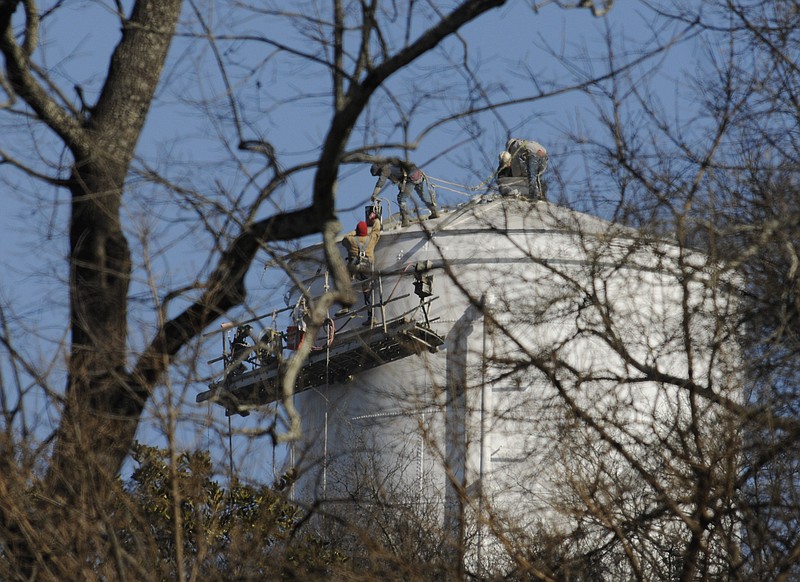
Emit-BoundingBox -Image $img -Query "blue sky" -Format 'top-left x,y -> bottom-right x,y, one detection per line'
0,0 -> 702,482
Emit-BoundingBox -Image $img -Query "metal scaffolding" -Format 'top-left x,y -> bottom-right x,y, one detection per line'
197,270 -> 444,416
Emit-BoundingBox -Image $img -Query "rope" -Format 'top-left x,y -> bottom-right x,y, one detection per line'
376,167 -> 497,209
373,196 -> 401,226
228,415 -> 235,480
427,182 -> 474,197
426,175 -> 480,189
310,318 -> 335,351
425,165 -> 502,197
384,262 -> 416,304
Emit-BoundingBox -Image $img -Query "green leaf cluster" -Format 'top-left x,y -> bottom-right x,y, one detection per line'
112,443 -> 344,580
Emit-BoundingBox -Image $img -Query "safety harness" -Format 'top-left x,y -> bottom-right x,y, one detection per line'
349,236 -> 371,271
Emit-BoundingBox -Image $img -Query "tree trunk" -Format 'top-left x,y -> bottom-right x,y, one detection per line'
3,2 -> 184,577
45,0 -> 181,499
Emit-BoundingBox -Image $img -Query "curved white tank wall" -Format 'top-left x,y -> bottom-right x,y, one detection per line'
279,196 -> 738,568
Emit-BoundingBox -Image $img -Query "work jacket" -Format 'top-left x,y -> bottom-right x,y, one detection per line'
341,219 -> 382,270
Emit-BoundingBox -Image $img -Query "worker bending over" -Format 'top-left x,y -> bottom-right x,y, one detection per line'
499,138 -> 548,200
370,162 -> 439,227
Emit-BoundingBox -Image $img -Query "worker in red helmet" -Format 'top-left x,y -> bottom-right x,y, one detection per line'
340,215 -> 382,326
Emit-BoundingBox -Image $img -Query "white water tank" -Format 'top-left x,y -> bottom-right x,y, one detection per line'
270,195 -> 737,569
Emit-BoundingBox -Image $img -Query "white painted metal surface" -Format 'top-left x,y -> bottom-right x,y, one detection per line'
275,195 -> 737,570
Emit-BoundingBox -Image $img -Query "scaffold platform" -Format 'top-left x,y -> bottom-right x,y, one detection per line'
196,316 -> 444,416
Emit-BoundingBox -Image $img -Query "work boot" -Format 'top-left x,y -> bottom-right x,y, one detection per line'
401,216 -> 411,227
429,208 -> 440,219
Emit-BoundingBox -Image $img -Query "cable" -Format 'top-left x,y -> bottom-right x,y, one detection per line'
310,317 -> 335,351
385,262 -> 416,304
426,165 -> 502,194
427,182 -> 474,197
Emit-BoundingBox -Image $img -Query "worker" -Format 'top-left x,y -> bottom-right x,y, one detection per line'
229,324 -> 252,376
370,162 -> 439,227
497,150 -> 512,178
501,138 -> 548,200
340,215 -> 382,325
496,150 -> 525,197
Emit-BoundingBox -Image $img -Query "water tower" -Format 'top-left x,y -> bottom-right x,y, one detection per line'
199,194 -> 738,572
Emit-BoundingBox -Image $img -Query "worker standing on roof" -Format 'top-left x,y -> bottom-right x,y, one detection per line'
341,215 -> 382,326
497,150 -> 512,179
500,138 -> 548,200
370,162 -> 439,227
496,150 -> 525,197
